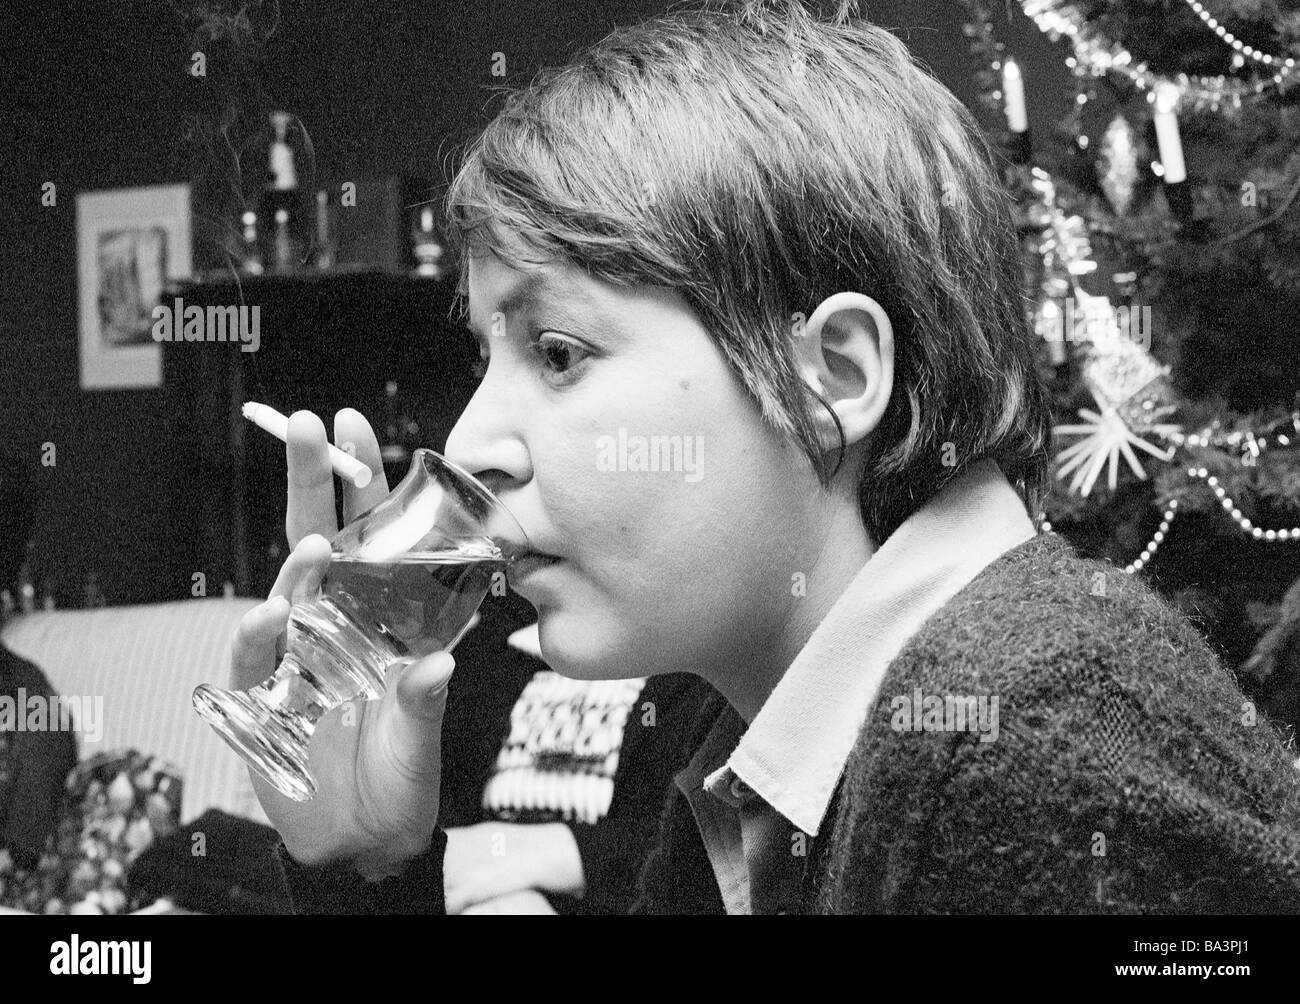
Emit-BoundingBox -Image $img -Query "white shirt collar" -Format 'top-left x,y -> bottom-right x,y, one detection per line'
698,458 -> 1037,835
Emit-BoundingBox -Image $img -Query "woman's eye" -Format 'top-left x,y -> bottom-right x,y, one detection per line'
531,332 -> 590,378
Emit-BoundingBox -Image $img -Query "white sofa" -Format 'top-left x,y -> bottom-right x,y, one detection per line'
2,598 -> 268,825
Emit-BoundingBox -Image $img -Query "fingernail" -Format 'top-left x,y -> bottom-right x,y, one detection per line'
433,651 -> 456,672
427,652 -> 456,695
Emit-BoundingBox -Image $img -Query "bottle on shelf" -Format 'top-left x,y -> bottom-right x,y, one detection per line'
239,211 -> 264,276
314,189 -> 336,270
16,539 -> 36,614
407,203 -> 444,278
83,570 -> 105,609
256,111 -> 310,273
380,380 -> 419,470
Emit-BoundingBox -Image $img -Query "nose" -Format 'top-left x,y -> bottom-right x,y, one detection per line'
443,374 -> 531,500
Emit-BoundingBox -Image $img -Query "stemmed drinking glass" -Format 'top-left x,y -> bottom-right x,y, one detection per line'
193,449 -> 528,801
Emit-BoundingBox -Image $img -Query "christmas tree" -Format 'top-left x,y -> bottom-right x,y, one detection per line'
958,0 -> 1300,728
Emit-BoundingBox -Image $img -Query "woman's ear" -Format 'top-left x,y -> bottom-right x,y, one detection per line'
792,292 -> 895,451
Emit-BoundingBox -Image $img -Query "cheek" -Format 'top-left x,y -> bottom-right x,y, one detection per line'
521,362 -> 820,677
536,367 -> 807,584
529,370 -> 685,532
530,417 -> 670,561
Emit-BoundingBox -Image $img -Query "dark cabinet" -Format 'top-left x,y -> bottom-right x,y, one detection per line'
164,267 -> 480,598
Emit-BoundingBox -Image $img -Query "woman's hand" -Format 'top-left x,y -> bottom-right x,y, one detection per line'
229,409 -> 454,879
443,822 -> 586,914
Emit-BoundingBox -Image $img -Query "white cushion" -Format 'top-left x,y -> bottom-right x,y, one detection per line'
2,598 -> 268,825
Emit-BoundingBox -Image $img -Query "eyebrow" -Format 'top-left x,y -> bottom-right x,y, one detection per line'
465,271 -> 555,349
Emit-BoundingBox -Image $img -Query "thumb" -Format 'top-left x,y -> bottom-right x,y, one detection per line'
394,650 -> 456,718
382,651 -> 456,772
395,650 -> 457,712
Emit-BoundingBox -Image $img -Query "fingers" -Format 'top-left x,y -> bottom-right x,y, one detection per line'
284,406 -> 389,546
286,410 -> 339,548
269,534 -> 333,605
335,409 -> 390,524
231,596 -> 291,690
232,535 -> 330,692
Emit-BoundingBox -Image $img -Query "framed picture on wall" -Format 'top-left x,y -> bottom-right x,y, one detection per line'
76,184 -> 191,390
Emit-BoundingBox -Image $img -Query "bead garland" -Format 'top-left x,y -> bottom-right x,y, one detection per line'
1182,0 -> 1297,72
1039,500 -> 1179,574
1184,466 -> 1300,542
1021,0 -> 1296,110
1123,500 -> 1179,574
1041,462 -> 1300,576
1160,410 -> 1298,465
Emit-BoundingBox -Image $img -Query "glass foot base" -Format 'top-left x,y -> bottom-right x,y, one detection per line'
192,684 -> 317,802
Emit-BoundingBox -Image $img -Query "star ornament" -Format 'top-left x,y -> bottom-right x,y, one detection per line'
1054,386 -> 1179,497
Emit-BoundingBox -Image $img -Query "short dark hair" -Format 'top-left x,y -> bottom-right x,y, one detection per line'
445,0 -> 1050,543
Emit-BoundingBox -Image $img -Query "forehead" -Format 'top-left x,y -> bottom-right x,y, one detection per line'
465,253 -> 586,328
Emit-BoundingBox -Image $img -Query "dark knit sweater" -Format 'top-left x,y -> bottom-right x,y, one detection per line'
280,532 -> 1300,913
630,532 -> 1300,914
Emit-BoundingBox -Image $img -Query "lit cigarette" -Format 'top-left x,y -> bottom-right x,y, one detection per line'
241,401 -> 373,488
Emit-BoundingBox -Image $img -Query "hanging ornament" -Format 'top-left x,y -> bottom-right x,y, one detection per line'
1079,324 -> 1180,431
1054,383 -> 1181,496
1053,312 -> 1182,496
1079,320 -> 1163,394
1097,113 -> 1140,214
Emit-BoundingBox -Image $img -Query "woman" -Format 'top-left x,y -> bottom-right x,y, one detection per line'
239,0 -> 1300,913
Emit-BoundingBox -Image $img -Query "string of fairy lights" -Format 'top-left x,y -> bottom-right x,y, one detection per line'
959,0 -> 1300,573
1021,0 -> 1297,113
1181,0 -> 1296,72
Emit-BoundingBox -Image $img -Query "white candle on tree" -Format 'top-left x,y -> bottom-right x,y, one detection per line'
1002,58 -> 1029,133
1153,81 -> 1187,184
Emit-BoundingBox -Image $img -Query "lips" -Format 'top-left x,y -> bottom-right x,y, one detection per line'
507,551 -> 562,585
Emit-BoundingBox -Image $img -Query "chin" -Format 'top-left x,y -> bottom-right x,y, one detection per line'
534,606 -> 644,681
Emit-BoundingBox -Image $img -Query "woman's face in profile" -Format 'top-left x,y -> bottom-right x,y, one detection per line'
445,249 -> 836,683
